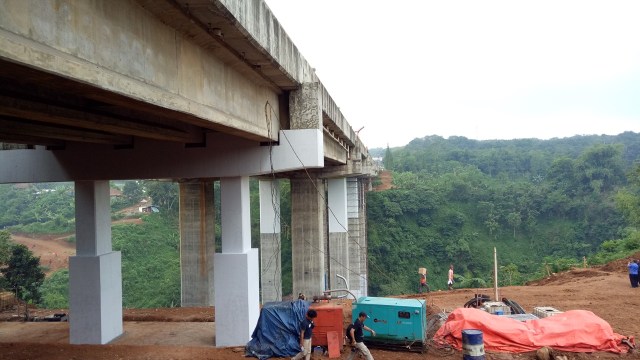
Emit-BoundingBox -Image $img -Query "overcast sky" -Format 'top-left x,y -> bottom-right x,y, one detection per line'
264,0 -> 640,148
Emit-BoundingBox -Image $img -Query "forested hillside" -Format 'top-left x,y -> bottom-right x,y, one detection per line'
367,132 -> 640,294
2,132 -> 640,307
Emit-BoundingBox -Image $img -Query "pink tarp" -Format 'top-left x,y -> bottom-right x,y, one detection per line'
433,308 -> 634,353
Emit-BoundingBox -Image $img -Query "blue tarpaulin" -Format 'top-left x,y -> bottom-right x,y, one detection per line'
245,300 -> 310,360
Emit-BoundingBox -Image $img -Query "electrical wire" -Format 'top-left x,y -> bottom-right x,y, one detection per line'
263,101 -> 398,288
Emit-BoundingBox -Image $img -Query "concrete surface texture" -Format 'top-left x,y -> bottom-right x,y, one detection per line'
260,179 -> 283,303
291,178 -> 327,298
179,182 -> 216,307
0,0 -> 279,138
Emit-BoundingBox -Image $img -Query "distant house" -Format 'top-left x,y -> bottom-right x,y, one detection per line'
139,205 -> 160,213
110,188 -> 123,197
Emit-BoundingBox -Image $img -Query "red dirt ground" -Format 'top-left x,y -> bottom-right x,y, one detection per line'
4,209 -> 640,360
10,234 -> 75,276
8,202 -> 145,276
1,254 -> 640,360
374,170 -> 393,191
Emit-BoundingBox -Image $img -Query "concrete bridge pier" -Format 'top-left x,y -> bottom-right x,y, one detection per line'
214,177 -> 259,347
291,177 -> 327,298
179,181 -> 216,306
328,178 -> 349,290
69,180 -> 123,344
348,178 -> 369,298
259,179 -> 282,303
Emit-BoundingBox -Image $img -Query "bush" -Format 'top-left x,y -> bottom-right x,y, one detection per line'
40,269 -> 69,309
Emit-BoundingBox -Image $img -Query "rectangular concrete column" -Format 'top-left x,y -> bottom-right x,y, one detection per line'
214,177 -> 259,347
328,178 -> 349,290
358,179 -> 369,296
259,179 -> 282,303
69,180 -> 122,344
291,178 -> 326,298
347,178 -> 367,297
179,181 -> 215,306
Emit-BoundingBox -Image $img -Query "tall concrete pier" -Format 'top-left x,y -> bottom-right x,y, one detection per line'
291,178 -> 327,297
179,181 -> 216,307
0,0 -> 374,347
328,178 -> 349,290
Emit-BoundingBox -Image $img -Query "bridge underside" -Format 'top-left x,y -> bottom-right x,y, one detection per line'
0,59 -> 264,149
0,0 -> 372,348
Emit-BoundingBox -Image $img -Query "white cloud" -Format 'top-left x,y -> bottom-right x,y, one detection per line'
265,0 -> 640,148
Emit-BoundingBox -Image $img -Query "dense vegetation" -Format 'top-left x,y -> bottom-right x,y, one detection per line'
0,180 -> 184,309
1,239 -> 45,318
367,132 -> 640,294
1,132 -> 640,307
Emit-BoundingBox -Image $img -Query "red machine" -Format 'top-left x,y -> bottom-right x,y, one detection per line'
310,304 -> 344,348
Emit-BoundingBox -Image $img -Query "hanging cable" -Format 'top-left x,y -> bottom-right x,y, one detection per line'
264,101 -> 398,287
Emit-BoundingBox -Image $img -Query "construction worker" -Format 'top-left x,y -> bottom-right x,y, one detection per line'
292,309 -> 317,360
418,271 -> 430,293
448,264 -> 454,290
347,311 -> 376,360
628,260 -> 639,288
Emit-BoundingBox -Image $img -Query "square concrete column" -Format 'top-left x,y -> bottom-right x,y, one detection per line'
259,179 -> 282,303
179,181 -> 215,306
291,177 -> 326,298
357,179 -> 369,296
347,178 -> 365,298
214,177 -> 259,347
328,178 -> 349,290
69,180 -> 122,344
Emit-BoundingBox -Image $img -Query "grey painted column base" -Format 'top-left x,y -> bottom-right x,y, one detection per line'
69,252 -> 123,344
260,233 -> 282,302
214,249 -> 260,347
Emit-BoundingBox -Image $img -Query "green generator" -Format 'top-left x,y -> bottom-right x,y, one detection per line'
352,296 -> 427,352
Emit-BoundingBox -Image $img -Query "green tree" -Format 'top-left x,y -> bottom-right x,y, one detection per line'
506,212 -> 522,238
500,263 -> 522,286
1,244 -> 45,319
123,180 -> 144,204
383,145 -> 394,169
574,145 -> 625,195
616,163 -> 640,227
40,269 -> 69,309
144,181 -> 179,214
0,229 -> 12,265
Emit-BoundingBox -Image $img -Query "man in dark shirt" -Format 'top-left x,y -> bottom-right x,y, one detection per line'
347,311 -> 376,360
292,309 -> 317,360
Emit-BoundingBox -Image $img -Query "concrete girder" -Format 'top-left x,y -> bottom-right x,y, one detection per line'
0,130 -> 323,183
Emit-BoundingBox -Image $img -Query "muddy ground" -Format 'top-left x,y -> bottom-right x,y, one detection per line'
1,256 -> 640,360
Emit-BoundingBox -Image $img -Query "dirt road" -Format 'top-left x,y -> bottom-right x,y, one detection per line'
10,234 -> 75,275
9,202 -> 144,276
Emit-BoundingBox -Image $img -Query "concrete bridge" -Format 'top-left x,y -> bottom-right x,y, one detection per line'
0,0 -> 373,347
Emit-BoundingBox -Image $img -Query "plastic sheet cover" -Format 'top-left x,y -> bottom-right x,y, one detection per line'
245,299 -> 310,360
434,308 -> 634,353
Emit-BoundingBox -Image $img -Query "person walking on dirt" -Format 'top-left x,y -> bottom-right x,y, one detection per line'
292,309 -> 317,360
448,264 -> 454,290
347,312 -> 376,360
629,260 -> 639,288
418,271 -> 430,293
